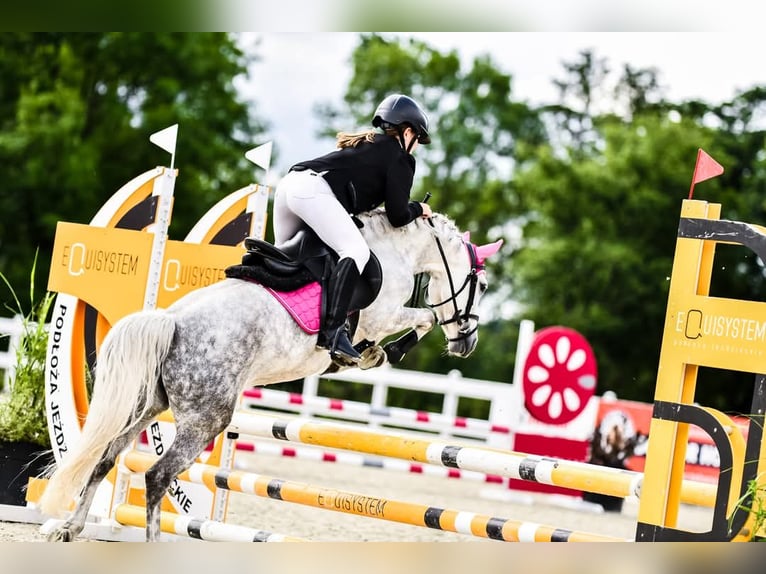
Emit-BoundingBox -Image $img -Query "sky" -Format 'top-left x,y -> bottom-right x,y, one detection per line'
240,32 -> 766,184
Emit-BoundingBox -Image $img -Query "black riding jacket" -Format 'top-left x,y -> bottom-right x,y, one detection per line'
291,134 -> 423,227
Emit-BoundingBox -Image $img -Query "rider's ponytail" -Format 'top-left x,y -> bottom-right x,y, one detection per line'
336,129 -> 376,149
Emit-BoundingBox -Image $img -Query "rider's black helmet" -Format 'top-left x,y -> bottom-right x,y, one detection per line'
372,94 -> 431,144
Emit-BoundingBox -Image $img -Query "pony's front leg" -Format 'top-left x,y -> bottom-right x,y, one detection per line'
357,306 -> 435,367
382,330 -> 420,364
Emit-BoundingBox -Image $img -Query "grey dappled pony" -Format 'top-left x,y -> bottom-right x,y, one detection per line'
38,209 -> 502,542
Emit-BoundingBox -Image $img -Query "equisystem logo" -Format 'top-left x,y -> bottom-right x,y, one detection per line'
162,259 -> 228,291
676,309 -> 766,343
61,243 -> 140,277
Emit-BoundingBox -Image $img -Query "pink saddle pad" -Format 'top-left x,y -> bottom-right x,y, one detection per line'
266,282 -> 321,334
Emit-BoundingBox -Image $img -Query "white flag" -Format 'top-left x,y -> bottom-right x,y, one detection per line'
150,124 -> 178,155
245,141 -> 273,171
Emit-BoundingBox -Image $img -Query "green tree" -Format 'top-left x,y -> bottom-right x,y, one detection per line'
511,114 -> 719,402
0,33 -> 267,314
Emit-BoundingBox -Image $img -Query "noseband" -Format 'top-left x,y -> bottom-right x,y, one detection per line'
423,224 -> 483,343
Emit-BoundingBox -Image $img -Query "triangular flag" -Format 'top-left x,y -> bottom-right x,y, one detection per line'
692,149 -> 724,184
245,141 -> 273,171
149,124 -> 178,155
689,148 -> 724,199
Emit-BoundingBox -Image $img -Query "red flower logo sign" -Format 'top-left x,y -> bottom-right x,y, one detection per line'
522,326 -> 597,425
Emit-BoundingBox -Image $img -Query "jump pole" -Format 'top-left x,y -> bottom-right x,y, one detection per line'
112,504 -> 305,542
226,410 -> 718,508
123,450 -> 626,543
232,439 -> 510,486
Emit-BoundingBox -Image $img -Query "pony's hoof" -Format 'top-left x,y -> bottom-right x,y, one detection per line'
359,345 -> 386,370
46,526 -> 77,542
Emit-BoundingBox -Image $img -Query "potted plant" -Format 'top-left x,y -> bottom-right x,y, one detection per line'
0,257 -> 54,506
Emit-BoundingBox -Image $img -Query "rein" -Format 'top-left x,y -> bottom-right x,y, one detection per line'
422,216 -> 482,343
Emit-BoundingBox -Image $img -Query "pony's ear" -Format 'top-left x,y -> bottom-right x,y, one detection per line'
475,239 -> 503,265
462,231 -> 471,242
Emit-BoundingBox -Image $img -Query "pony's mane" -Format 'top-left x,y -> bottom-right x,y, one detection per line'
359,208 -> 464,246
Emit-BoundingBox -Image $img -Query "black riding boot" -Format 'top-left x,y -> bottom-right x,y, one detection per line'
318,258 -> 362,363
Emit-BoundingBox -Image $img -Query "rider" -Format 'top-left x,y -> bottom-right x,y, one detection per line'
272,94 -> 433,364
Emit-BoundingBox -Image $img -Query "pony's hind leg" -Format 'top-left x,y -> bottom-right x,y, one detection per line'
45,447 -> 120,541
143,413 -> 232,542
45,412 -> 165,542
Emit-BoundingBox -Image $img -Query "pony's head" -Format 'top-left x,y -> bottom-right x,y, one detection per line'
423,220 -> 503,357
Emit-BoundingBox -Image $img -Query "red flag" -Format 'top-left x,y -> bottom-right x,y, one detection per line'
688,149 -> 724,199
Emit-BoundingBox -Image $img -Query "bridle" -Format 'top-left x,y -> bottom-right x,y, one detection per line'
423,221 -> 484,343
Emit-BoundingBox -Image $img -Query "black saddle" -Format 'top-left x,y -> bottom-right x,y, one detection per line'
225,227 -> 382,312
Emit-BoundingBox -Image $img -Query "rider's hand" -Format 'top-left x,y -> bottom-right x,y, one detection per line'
420,203 -> 433,218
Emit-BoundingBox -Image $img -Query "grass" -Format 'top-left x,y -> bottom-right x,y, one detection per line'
0,252 -> 54,447
735,474 -> 766,541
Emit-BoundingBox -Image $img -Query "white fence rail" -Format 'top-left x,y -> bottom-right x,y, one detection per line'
275,366 -> 521,449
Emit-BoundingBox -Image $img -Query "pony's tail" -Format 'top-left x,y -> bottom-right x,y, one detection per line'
38,309 -> 175,518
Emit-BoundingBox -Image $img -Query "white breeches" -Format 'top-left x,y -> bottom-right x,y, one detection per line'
273,170 -> 370,273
